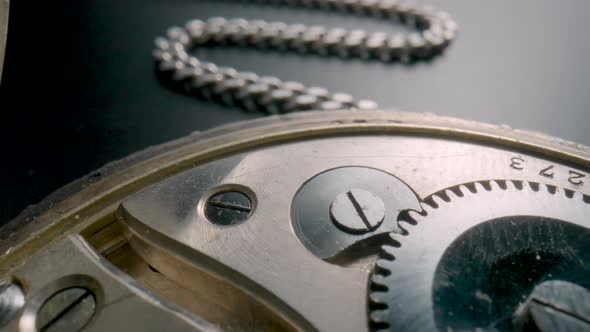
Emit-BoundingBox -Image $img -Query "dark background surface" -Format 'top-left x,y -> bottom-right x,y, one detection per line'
1,0 -> 589,224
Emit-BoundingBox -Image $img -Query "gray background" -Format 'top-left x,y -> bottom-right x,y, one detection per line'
1,0 -> 589,223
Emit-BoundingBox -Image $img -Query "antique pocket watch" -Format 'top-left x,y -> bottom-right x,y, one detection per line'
0,1 -> 589,331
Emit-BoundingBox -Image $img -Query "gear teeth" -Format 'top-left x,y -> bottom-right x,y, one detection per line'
473,181 -> 488,193
571,190 -> 586,202
376,245 -> 397,268
369,308 -> 391,324
408,209 -> 425,220
386,233 -> 403,247
375,259 -> 394,275
430,194 -> 448,207
449,186 -> 464,197
368,178 -> 590,331
444,188 -> 460,201
398,209 -> 424,231
401,209 -> 423,224
480,180 -> 493,191
369,291 -> 390,305
497,179 -> 509,189
422,198 -> 438,209
459,183 -> 476,195
555,186 -> 566,197
528,181 -> 541,192
437,191 -> 452,202
380,245 -> 397,260
370,274 -> 389,288
505,180 -> 516,190
489,180 -> 504,191
396,222 -> 411,234
517,180 -> 531,191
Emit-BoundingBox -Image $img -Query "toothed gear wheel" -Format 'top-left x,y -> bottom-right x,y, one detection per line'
368,180 -> 590,332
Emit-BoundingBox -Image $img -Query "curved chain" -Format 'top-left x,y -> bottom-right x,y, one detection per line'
153,0 -> 457,114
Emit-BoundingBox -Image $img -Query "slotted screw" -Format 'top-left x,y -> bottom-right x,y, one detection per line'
37,287 -> 96,332
205,190 -> 253,226
329,188 -> 385,234
513,280 -> 590,332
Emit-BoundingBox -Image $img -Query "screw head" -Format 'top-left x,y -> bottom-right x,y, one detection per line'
0,279 -> 25,328
37,287 -> 96,332
513,280 -> 590,332
205,190 -> 253,226
329,188 -> 385,234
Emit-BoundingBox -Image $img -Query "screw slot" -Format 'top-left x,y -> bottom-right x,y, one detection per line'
37,287 -> 96,332
329,188 -> 385,234
205,188 -> 254,226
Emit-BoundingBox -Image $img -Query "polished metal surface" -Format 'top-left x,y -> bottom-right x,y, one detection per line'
291,166 -> 421,260
369,181 -> 590,331
118,133 -> 589,331
36,287 -> 96,332
13,236 -> 217,332
205,190 -> 254,226
0,280 -> 23,328
0,110 -> 589,331
514,280 -> 590,332
154,0 -> 457,113
330,188 -> 386,234
0,0 -> 8,82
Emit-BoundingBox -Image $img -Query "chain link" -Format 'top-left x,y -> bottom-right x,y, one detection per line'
153,0 -> 457,114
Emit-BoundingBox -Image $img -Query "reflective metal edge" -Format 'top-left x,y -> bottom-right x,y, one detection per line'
1,110 -> 589,273
0,0 -> 8,82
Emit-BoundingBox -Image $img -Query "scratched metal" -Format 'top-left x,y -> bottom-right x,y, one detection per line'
119,135 -> 590,332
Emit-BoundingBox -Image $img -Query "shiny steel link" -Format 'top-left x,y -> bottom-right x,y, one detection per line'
153,0 -> 457,114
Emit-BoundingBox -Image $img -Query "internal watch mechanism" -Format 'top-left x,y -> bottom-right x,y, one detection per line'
369,180 -> 590,331
0,111 -> 589,332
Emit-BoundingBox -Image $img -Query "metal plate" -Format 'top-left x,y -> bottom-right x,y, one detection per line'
0,110 -> 589,331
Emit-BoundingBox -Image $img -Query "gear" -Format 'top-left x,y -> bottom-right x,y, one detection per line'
368,180 -> 590,332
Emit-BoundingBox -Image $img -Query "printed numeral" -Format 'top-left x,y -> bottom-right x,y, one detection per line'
568,170 -> 585,186
510,155 -> 588,189
539,165 -> 555,179
510,157 -> 525,170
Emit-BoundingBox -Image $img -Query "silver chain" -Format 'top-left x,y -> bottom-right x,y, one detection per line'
153,0 -> 457,114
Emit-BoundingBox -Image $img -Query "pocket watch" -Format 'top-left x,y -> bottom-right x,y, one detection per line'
1,1 -> 589,332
